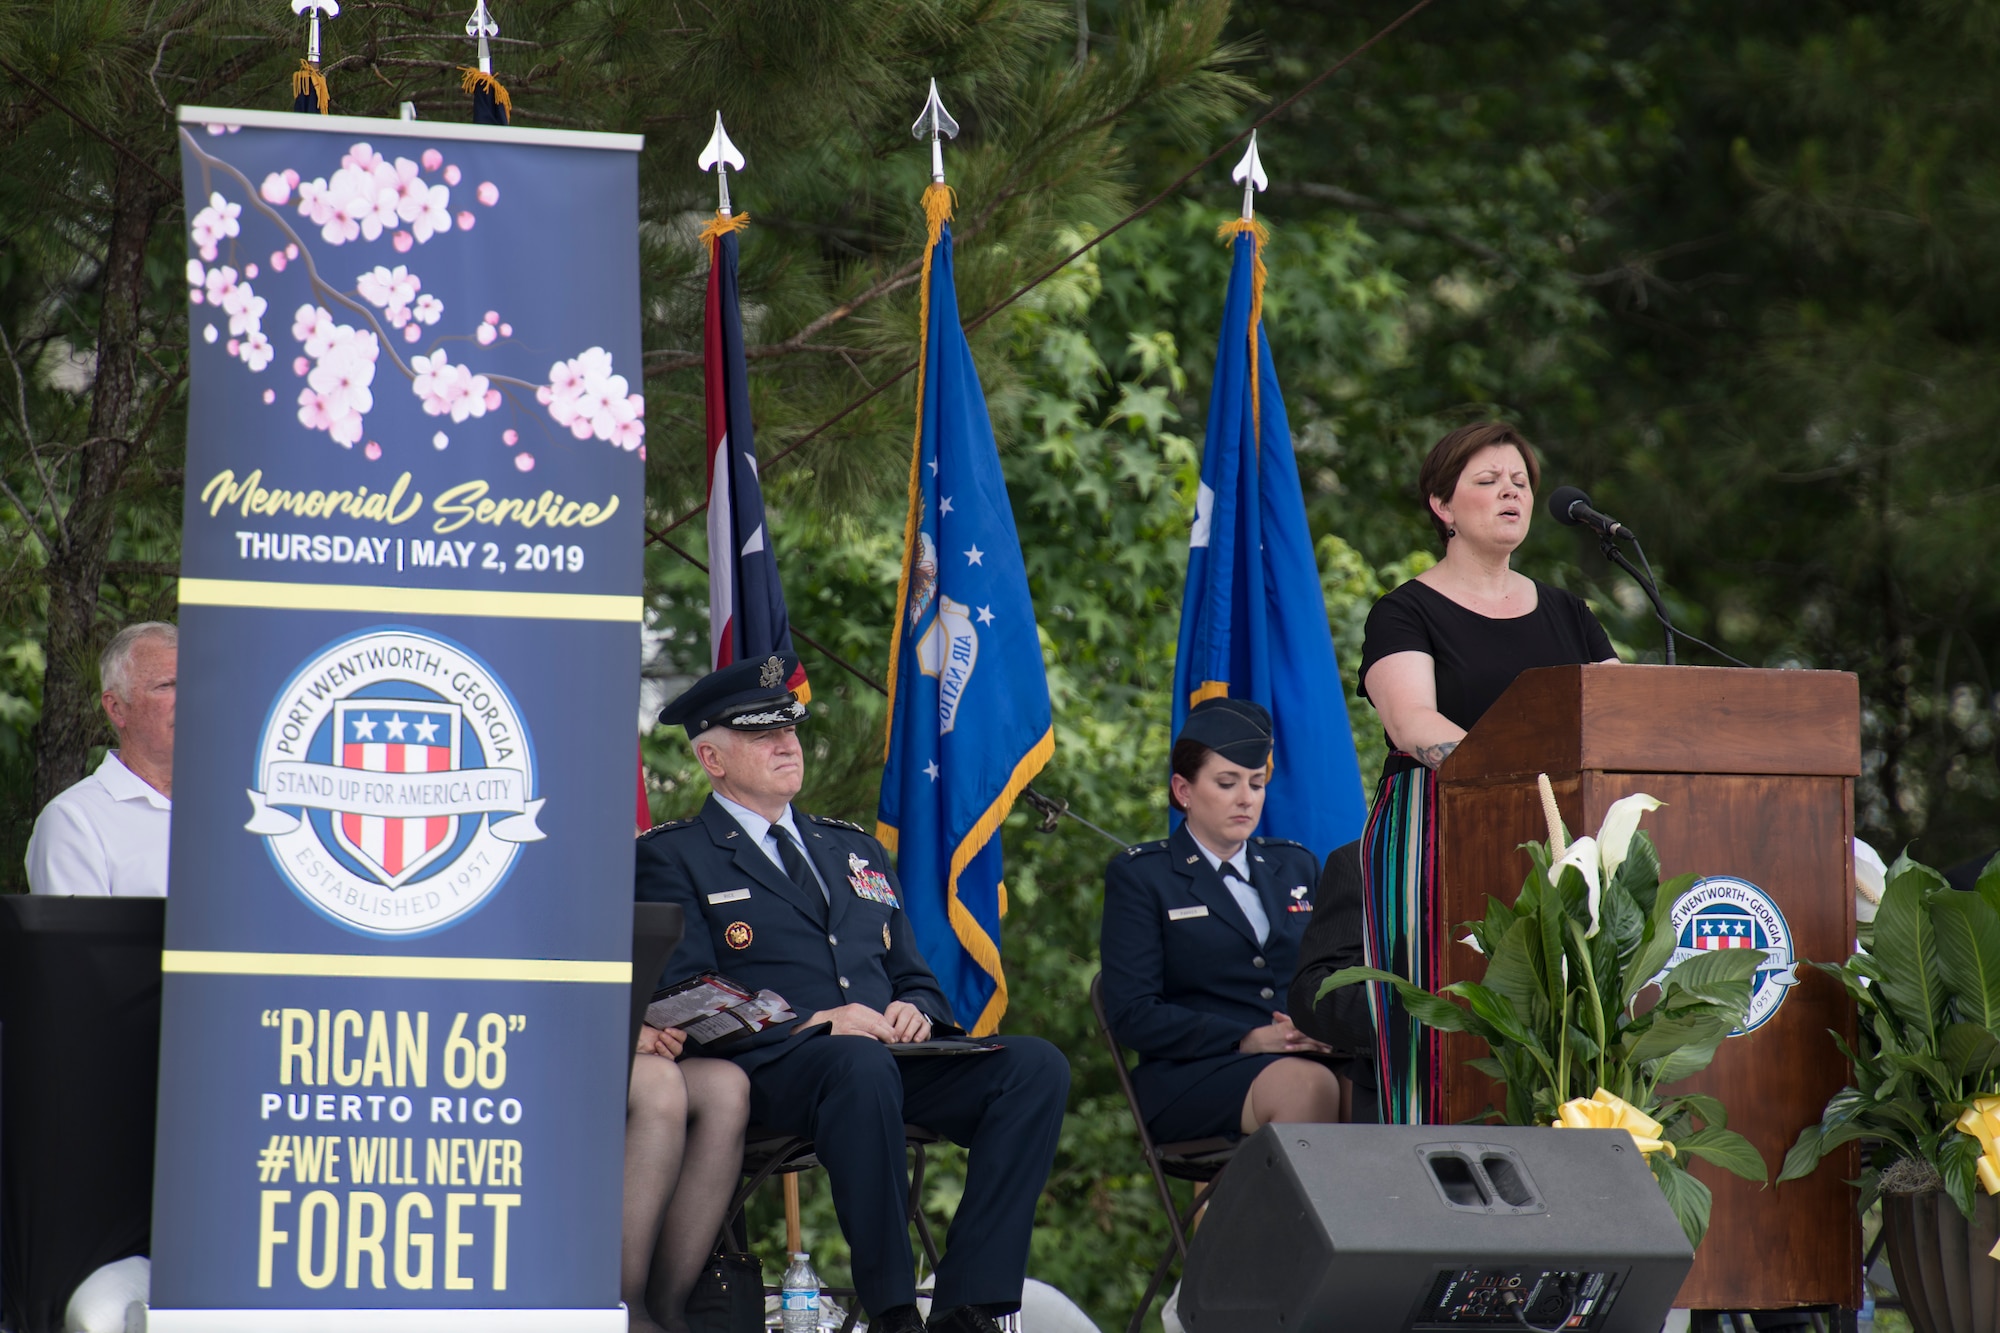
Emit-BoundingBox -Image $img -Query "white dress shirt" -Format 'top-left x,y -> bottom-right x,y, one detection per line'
1190,832 -> 1270,946
714,793 -> 830,900
25,751 -> 171,897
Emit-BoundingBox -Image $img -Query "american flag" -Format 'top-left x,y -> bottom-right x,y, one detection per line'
1695,914 -> 1757,949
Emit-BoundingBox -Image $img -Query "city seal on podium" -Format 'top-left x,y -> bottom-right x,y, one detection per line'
1662,875 -> 1799,1035
245,626 -> 545,937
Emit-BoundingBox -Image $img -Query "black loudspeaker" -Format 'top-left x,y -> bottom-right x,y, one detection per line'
1179,1124 -> 1693,1333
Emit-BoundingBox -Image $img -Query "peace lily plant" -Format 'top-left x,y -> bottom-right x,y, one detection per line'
1781,853 -> 2000,1230
1321,780 -> 1768,1248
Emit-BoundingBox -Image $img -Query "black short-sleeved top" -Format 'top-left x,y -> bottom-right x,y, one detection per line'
1357,578 -> 1616,737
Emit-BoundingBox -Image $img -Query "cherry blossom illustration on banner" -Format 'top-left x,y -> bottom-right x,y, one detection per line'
178,129 -> 644,459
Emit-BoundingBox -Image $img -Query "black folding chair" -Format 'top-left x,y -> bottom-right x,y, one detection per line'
724,1122 -> 947,1333
1089,973 -> 1237,1333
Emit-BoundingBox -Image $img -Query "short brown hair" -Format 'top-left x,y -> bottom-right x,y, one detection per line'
1167,738 -> 1211,813
1416,423 -> 1541,545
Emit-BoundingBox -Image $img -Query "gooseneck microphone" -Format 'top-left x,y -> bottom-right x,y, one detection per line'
1545,486 -> 1636,542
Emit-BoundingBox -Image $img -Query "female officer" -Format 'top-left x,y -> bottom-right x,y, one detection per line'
1100,698 -> 1346,1143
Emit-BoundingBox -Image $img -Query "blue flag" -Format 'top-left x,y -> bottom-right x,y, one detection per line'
1172,222 -> 1367,859
878,189 -> 1053,1035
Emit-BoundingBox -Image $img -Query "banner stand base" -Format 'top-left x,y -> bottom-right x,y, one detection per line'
145,1307 -> 628,1331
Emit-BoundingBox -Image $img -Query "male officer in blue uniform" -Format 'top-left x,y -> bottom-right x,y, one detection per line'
635,653 -> 1069,1333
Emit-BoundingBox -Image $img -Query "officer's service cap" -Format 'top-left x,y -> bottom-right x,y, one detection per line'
658,653 -> 808,738
1177,696 -> 1273,768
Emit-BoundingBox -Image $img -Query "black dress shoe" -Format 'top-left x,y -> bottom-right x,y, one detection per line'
927,1307 -> 1005,1333
873,1303 -> 927,1333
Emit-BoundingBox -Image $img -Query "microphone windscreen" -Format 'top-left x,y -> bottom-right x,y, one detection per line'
1545,485 -> 1591,526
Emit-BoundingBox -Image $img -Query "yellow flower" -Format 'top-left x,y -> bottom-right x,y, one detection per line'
1552,1087 -> 1677,1158
1957,1096 -> 2000,1196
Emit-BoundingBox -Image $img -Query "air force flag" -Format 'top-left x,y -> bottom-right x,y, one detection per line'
1172,220 -> 1367,859
878,186 -> 1053,1035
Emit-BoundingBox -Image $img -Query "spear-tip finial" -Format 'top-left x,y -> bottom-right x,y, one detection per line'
1232,131 -> 1269,221
466,1 -> 499,76
292,0 -> 340,65
910,78 -> 960,185
699,112 -> 747,216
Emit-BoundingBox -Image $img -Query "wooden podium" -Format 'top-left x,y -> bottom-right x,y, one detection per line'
1435,664 -> 1861,1311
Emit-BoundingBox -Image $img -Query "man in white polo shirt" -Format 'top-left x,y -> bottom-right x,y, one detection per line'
26,621 -> 177,896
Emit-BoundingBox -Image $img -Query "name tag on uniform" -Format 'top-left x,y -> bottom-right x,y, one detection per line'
1168,906 -> 1209,921
707,888 -> 752,905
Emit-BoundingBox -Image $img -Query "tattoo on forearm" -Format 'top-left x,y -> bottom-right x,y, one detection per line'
1414,740 -> 1459,770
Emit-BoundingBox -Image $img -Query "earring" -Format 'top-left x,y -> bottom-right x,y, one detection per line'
1446,526 -> 1456,538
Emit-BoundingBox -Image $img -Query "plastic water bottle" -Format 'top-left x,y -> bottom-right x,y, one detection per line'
780,1251 -> 821,1332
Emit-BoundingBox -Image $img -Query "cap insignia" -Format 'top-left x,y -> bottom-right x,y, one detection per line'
759,655 -> 785,688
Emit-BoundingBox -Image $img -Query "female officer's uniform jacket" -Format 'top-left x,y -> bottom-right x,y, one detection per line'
1099,823 -> 1321,1137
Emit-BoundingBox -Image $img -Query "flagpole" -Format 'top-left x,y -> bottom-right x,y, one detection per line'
289,0 -> 337,114
462,2 -> 511,125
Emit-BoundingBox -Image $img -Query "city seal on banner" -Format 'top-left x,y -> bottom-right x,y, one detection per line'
245,626 -> 545,937
1660,875 -> 1800,1035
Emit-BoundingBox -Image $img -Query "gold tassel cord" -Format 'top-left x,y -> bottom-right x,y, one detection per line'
459,68 -> 513,119
697,210 -> 752,247
292,61 -> 330,116
1215,216 -> 1270,440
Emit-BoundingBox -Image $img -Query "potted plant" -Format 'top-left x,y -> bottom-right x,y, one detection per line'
1321,784 -> 1768,1247
1780,854 -> 2000,1333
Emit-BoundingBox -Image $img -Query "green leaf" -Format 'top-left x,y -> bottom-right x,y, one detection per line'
1872,864 -> 1945,1048
1661,1093 -> 1728,1129
1976,853 -> 2000,919
1942,1132 -> 1983,1220
1777,1123 -> 1827,1183
1611,831 -> 1663,917
1933,892 -> 2000,1032
1624,874 -> 1699,1008
1674,1127 -> 1768,1182
1943,1022 -> 2000,1081
1321,967 -> 1492,1040
1440,980 -> 1530,1042
1661,948 -> 1765,1012
1652,1156 -> 1713,1250
1480,917 -> 1546,1027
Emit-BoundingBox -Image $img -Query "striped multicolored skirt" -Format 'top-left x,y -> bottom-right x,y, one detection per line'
1359,752 -> 1442,1125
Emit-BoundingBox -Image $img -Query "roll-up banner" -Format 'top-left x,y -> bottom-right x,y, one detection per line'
154,107 -> 644,1332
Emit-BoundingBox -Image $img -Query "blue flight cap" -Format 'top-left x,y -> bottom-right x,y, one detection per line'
658,652 -> 808,738
1177,696 -> 1273,768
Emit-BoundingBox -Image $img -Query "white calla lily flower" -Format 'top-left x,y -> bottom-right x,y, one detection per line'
1598,793 -> 1664,882
1551,834 -> 1602,938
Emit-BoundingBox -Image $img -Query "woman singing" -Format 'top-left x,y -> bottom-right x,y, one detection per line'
1100,698 -> 1345,1144
1351,422 -> 1616,1124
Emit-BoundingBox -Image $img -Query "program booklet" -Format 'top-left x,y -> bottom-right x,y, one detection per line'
645,972 -> 796,1049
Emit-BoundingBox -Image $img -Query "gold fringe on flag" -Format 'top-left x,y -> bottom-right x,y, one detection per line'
696,209 -> 752,250
1216,215 -> 1271,440
459,68 -> 513,118
882,181 -> 958,758
292,61 -> 330,115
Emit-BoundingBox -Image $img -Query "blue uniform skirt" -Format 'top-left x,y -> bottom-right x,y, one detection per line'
1138,1051 -> 1287,1143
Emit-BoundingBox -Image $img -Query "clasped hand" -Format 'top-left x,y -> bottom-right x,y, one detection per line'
804,1000 -> 932,1043
1239,1011 -> 1332,1055
635,1024 -> 687,1059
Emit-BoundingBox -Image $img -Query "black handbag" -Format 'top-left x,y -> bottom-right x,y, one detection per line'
682,1248 -> 764,1333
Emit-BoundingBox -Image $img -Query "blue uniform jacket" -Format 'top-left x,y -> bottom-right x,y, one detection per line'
1099,824 -> 1320,1116
635,794 -> 956,1076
